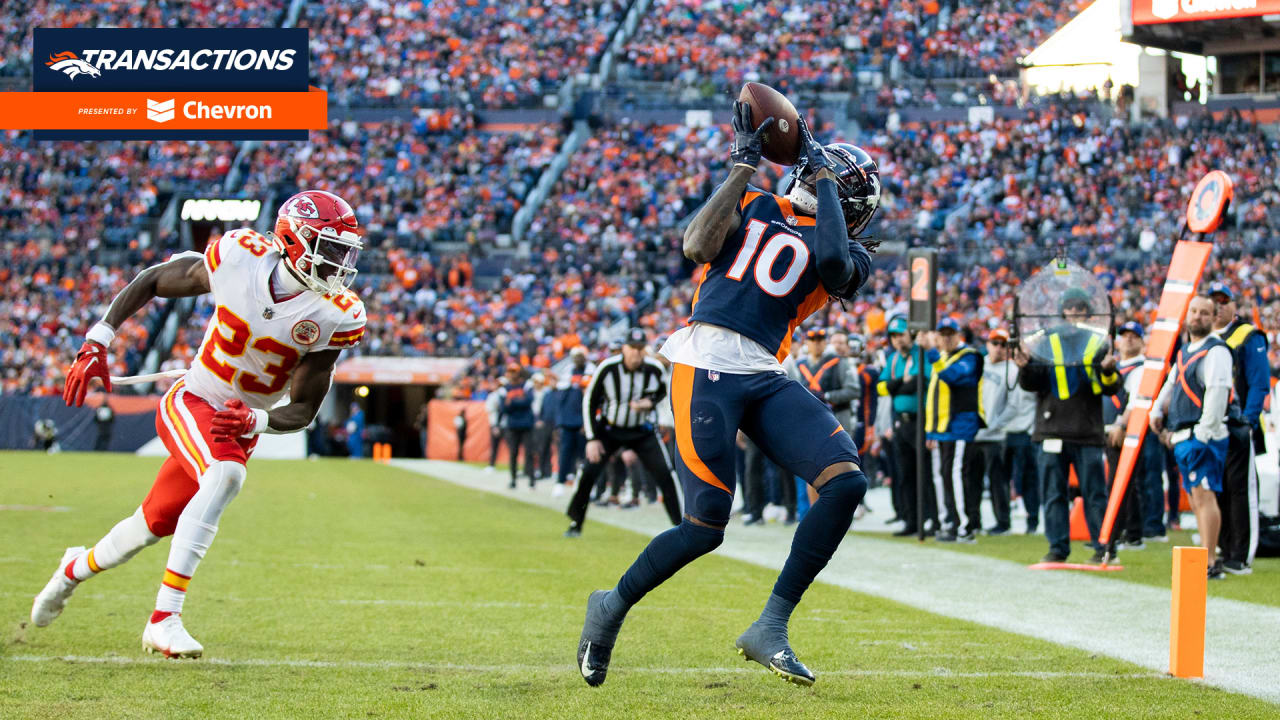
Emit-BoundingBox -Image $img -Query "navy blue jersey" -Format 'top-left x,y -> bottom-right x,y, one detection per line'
690,185 -> 852,361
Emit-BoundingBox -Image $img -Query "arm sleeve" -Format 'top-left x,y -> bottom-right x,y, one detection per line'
582,362 -> 610,441
813,177 -> 864,298
1242,333 -> 1270,424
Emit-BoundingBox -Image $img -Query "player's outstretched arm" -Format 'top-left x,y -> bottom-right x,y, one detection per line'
63,254 -> 211,406
797,117 -> 868,297
104,254 -> 211,329
210,349 -> 341,441
683,101 -> 772,264
684,165 -> 752,264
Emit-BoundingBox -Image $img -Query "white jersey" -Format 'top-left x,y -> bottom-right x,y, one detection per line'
181,227 -> 366,411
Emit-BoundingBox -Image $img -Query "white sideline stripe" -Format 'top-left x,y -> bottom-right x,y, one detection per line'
0,505 -> 71,512
394,459 -> 1280,706
1,655 -> 1163,680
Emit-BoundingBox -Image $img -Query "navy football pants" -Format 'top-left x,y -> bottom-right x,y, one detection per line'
670,363 -> 860,526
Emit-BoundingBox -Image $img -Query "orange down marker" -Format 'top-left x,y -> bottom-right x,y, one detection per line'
1169,546 -> 1207,678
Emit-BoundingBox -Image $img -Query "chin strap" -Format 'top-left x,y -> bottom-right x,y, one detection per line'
785,183 -> 817,215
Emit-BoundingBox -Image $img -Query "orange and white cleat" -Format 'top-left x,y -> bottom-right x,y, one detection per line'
31,546 -> 85,627
142,614 -> 203,659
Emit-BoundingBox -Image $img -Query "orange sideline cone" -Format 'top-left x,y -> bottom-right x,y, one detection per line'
1069,497 -> 1090,541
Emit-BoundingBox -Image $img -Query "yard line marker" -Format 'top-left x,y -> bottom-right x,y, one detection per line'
2,655 -> 1165,680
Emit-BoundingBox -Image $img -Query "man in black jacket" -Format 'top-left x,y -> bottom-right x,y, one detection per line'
1014,289 -> 1119,564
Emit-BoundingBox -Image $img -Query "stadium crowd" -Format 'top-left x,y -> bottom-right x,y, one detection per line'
0,134 -> 242,395
300,0 -> 626,108
617,0 -> 1092,101
240,114 -> 559,249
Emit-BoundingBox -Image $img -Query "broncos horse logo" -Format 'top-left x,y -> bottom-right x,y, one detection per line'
46,51 -> 101,80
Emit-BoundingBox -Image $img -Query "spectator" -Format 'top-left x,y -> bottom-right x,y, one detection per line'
1103,321 -> 1147,552
973,328 -> 1015,535
1014,288 -> 1120,564
1208,281 -> 1269,575
1000,332 -> 1040,534
531,372 -> 556,482
499,362 -> 536,489
1150,296 -> 1233,580
923,318 -> 984,542
878,315 -> 935,536
552,346 -> 594,497
346,402 -> 366,459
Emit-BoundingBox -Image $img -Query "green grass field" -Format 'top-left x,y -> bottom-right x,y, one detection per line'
2,452 -> 1276,719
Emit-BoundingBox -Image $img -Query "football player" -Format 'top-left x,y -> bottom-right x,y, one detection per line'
32,190 -> 366,658
577,103 -> 878,687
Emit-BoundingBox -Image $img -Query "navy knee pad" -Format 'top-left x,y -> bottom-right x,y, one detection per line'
677,520 -> 725,556
817,470 -> 867,512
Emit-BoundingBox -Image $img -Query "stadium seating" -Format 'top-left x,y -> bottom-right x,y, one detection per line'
6,3 -> 1280,401
617,0 -> 1093,102
301,0 -> 626,108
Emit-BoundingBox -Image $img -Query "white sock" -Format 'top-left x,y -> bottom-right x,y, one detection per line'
155,461 -> 246,615
67,507 -> 160,582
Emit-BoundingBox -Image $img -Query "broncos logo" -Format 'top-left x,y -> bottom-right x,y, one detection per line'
46,51 -> 101,80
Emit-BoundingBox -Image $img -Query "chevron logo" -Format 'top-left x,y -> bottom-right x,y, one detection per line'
146,98 -> 175,123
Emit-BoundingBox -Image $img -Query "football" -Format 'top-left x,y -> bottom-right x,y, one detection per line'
737,82 -> 801,166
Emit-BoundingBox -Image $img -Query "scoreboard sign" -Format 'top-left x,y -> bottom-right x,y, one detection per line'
1132,0 -> 1280,24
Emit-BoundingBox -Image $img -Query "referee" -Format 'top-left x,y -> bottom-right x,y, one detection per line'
564,329 -> 681,537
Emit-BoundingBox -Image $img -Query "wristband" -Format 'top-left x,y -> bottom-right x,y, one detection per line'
250,408 -> 271,435
733,162 -> 757,172
86,321 -> 116,347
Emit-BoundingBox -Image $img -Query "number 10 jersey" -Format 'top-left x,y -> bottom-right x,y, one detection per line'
688,186 -> 835,363
181,227 -> 366,411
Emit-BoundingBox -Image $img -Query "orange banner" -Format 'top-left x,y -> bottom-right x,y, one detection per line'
0,86 -> 327,130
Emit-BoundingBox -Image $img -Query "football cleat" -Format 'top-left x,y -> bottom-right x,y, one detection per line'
142,614 -> 204,659
564,523 -> 582,538
31,546 -> 85,627
577,638 -> 612,687
577,590 -> 616,687
736,644 -> 816,687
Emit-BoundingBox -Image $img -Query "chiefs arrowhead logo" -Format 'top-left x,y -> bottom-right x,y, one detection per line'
46,51 -> 101,80
285,197 -> 319,219
291,320 -> 321,346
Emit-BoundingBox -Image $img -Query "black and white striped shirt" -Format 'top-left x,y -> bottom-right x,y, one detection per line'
582,354 -> 668,440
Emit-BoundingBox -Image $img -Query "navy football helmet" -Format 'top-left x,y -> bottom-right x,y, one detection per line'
781,143 -> 880,238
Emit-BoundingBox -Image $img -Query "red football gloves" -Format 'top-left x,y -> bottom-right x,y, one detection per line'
63,341 -> 112,407
211,399 -> 261,442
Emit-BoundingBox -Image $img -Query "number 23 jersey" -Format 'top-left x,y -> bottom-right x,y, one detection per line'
689,186 -> 846,362
182,228 -> 365,411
